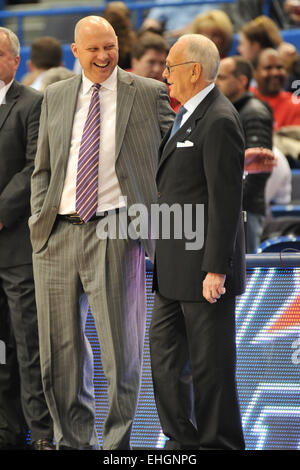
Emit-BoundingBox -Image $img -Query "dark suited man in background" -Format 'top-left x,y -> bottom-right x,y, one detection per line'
216,56 -> 273,253
150,34 -> 246,450
30,16 -> 174,450
0,27 -> 53,450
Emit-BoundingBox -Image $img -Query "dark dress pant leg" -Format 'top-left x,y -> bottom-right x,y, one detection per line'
0,284 -> 27,448
0,264 -> 53,444
182,295 -> 245,450
150,292 -> 245,450
149,293 -> 199,450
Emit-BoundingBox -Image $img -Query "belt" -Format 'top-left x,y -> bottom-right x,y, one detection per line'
57,210 -> 120,225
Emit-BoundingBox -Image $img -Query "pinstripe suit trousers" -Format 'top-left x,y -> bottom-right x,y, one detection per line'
32,212 -> 145,449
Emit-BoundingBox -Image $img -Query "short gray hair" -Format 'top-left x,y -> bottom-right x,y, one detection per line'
179,34 -> 220,82
0,27 -> 20,56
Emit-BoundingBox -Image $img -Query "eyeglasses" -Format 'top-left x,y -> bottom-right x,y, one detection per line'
164,61 -> 197,74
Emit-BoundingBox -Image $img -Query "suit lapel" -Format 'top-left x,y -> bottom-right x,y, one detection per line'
115,67 -> 136,162
62,75 -> 82,168
61,69 -> 135,166
0,80 -> 20,131
157,87 -> 220,173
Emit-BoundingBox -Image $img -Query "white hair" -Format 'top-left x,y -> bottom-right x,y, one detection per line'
0,27 -> 20,56
178,34 -> 220,82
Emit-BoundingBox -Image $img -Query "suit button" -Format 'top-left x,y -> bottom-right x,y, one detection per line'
157,192 -> 161,199
52,207 -> 58,212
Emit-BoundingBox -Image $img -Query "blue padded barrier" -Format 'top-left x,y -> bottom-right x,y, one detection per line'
271,205 -> 300,218
256,235 -> 300,253
246,252 -> 300,267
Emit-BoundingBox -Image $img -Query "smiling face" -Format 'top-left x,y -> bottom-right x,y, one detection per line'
71,17 -> 118,84
255,50 -> 287,96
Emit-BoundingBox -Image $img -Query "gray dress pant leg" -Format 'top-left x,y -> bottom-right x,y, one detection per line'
33,214 -> 146,450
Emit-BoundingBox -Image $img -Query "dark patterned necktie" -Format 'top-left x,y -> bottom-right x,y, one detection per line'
75,83 -> 101,222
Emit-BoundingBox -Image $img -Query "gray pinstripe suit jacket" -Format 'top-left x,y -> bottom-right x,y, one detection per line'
29,67 -> 175,259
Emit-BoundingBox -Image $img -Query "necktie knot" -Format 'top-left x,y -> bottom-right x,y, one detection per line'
92,83 -> 101,91
177,105 -> 187,119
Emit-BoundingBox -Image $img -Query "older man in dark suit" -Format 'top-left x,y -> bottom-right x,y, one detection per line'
150,34 -> 246,450
0,27 -> 53,450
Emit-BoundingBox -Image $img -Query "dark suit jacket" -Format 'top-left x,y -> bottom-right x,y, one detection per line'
0,80 -> 42,268
234,91 -> 273,216
153,86 -> 246,301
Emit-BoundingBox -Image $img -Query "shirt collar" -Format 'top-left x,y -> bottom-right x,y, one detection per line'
0,78 -> 14,105
183,82 -> 215,115
81,67 -> 118,95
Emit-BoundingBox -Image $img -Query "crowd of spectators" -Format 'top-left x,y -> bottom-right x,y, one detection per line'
3,0 -> 300,251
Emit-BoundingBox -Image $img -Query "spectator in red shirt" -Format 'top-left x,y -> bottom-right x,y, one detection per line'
251,48 -> 300,131
251,48 -> 300,165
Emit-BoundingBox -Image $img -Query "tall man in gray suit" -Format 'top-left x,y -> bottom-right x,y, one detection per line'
30,16 -> 174,450
0,27 -> 53,450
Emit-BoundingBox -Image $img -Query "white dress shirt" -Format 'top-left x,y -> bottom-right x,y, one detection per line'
30,72 -> 47,91
59,67 -> 126,215
0,79 -> 14,105
265,146 -> 292,209
181,82 -> 215,127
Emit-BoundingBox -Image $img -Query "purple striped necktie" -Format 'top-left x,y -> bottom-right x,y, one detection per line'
75,83 -> 101,222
